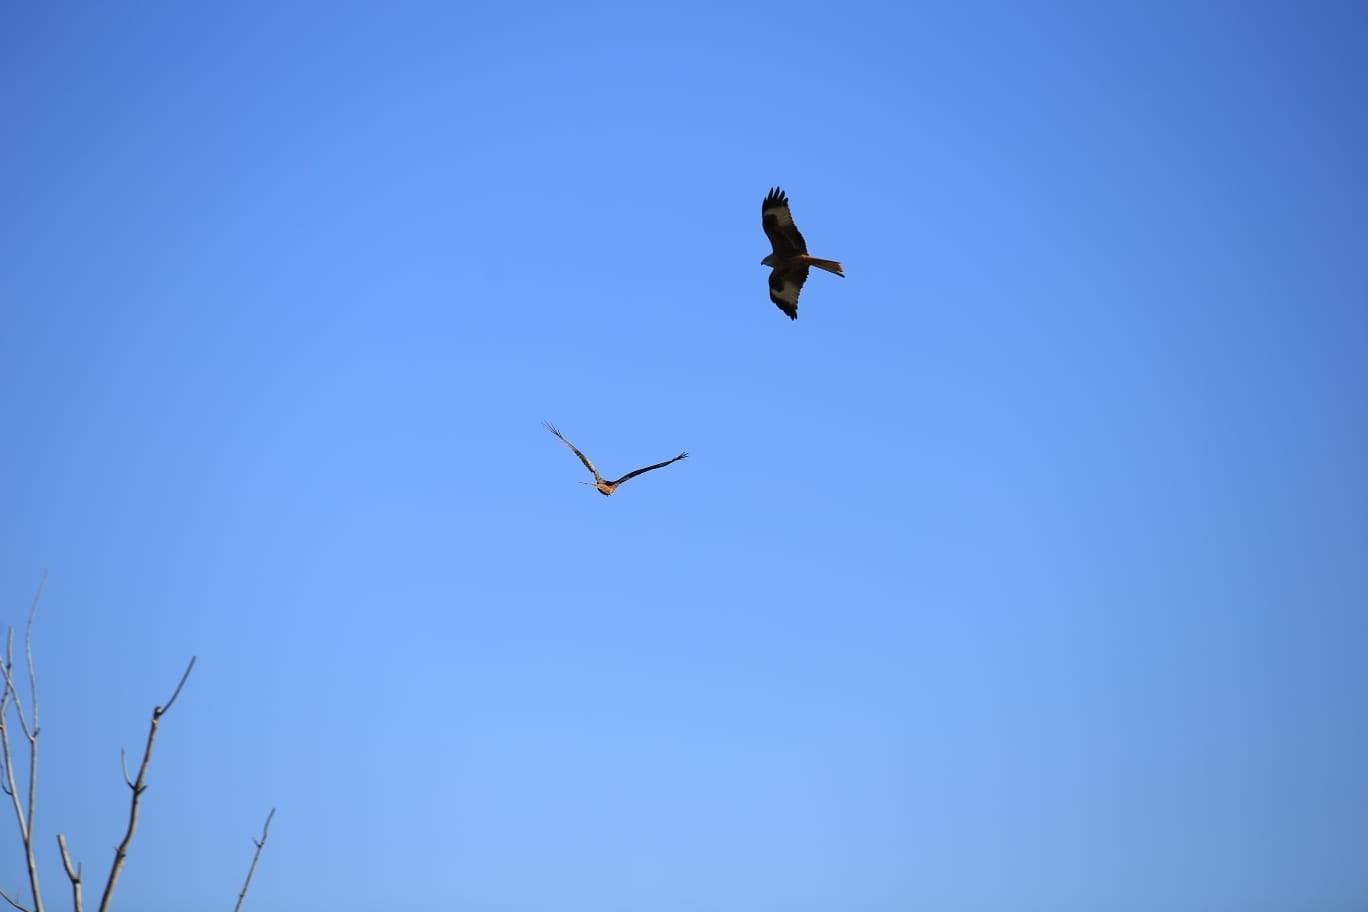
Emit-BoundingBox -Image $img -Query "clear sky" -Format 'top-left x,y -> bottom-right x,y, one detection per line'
3,3 -> 1367,910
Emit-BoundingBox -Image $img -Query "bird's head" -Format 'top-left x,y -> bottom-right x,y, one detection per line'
760,254 -> 778,268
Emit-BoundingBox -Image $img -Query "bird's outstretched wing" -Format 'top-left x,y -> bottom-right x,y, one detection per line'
545,422 -> 605,484
610,452 -> 689,487
762,187 -> 808,259
768,265 -> 810,320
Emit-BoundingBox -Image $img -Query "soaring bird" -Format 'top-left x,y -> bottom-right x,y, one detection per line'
545,422 -> 688,496
761,187 -> 844,320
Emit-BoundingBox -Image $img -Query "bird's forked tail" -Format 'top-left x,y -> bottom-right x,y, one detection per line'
805,256 -> 845,277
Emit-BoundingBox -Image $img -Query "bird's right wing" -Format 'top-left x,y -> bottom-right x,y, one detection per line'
611,452 -> 689,486
768,264 -> 810,320
545,422 -> 605,483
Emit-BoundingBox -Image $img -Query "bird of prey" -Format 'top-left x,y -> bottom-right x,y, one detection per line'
760,187 -> 844,320
545,422 -> 688,496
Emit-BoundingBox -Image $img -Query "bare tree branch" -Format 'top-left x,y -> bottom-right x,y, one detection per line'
0,631 -> 14,802
159,659 -> 195,715
22,586 -> 40,737
4,587 -> 272,911
0,885 -> 32,912
0,578 -> 47,912
21,588 -> 41,911
0,630 -> 24,806
97,656 -> 197,912
232,808 -> 276,912
56,835 -> 82,912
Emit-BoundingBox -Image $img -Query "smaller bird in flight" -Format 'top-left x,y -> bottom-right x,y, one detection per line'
761,187 -> 844,320
545,422 -> 688,496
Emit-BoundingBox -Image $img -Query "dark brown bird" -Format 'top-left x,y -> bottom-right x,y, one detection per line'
761,187 -> 844,320
545,422 -> 688,496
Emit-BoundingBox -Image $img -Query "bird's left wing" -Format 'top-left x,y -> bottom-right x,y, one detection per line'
762,187 -> 808,258
545,422 -> 605,483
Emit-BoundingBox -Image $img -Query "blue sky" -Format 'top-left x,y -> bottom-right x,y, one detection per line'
3,2 -> 1367,910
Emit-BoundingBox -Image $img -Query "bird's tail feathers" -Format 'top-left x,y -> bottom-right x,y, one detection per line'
806,256 -> 845,277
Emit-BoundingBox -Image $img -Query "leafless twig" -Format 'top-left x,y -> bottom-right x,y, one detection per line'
0,887 -> 30,912
232,808 -> 276,912
3,585 -> 273,910
96,656 -> 197,912
0,577 -> 48,912
56,835 -> 82,912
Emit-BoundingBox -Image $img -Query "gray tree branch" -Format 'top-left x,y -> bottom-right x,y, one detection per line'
0,885 -> 32,912
96,656 -> 197,912
56,835 -> 82,912
4,583 -> 272,912
0,578 -> 47,912
232,808 -> 276,912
